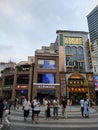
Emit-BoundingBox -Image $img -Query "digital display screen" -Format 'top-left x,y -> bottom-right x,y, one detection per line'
93,76 -> 98,89
38,73 -> 55,84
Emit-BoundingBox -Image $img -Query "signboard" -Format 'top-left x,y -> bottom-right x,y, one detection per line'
64,37 -> 82,44
38,85 -> 55,89
93,76 -> 98,90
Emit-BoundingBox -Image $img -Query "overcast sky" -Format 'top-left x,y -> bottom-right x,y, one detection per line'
0,0 -> 97,63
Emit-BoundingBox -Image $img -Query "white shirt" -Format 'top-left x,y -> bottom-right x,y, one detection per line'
80,99 -> 84,107
23,99 -> 31,110
33,100 -> 40,111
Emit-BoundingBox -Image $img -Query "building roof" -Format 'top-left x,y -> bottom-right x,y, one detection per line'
56,30 -> 88,34
87,5 -> 98,17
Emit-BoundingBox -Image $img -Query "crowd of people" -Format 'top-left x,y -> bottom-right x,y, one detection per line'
0,95 -> 93,128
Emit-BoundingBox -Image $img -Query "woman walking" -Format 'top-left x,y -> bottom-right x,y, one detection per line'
0,97 -> 4,128
33,97 -> 40,124
83,98 -> 89,118
46,98 -> 51,120
23,98 -> 31,121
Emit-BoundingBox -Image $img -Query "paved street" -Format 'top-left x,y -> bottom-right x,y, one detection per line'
1,105 -> 98,130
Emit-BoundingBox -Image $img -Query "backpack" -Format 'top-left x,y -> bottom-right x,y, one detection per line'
31,101 -> 34,109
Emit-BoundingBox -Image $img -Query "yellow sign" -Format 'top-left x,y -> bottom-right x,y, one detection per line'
64,37 -> 82,44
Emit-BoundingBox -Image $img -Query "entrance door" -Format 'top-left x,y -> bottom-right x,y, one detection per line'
37,89 -> 55,104
69,92 -> 87,105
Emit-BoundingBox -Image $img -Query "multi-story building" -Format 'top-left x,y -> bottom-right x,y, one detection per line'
0,61 -> 16,97
55,30 -> 95,104
1,56 -> 34,101
1,67 -> 15,98
0,30 -> 96,104
0,60 -> 16,77
91,40 -> 98,102
33,46 -> 60,104
11,56 -> 34,101
87,5 -> 98,44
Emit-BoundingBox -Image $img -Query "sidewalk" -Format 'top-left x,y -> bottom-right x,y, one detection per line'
14,105 -> 97,114
40,105 -> 96,114
6,105 -> 98,128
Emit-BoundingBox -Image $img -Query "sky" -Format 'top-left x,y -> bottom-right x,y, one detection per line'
0,0 -> 98,63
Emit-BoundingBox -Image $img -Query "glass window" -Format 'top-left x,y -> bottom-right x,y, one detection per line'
77,46 -> 84,60
38,60 -> 56,69
37,73 -> 55,84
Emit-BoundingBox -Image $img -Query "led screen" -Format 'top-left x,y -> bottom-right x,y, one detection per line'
38,73 -> 55,84
93,76 -> 98,88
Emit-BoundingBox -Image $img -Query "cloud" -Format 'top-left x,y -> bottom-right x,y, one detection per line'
0,44 -> 13,51
0,0 -> 97,63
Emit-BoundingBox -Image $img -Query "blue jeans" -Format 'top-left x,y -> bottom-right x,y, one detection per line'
53,107 -> 58,119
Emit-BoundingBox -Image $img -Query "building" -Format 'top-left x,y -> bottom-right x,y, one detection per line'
0,30 -> 96,104
87,5 -> 98,44
1,57 -> 34,101
33,46 -> 60,104
91,40 -> 98,102
0,61 -> 16,97
55,30 -> 95,104
92,40 -> 98,73
11,56 -> 35,101
0,60 -> 16,77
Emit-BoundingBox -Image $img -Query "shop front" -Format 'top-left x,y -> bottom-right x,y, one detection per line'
15,85 -> 28,99
67,73 -> 88,104
2,85 -> 12,99
37,89 -> 56,104
33,84 -> 60,104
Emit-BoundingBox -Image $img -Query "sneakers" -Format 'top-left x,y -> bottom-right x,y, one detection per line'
7,122 -> 11,127
0,124 -> 3,129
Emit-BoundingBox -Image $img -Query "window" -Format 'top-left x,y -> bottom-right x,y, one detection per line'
17,74 -> 29,84
5,76 -> 14,85
38,60 -> 56,69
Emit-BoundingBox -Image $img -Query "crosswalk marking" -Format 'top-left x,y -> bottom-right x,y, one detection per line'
9,106 -> 98,128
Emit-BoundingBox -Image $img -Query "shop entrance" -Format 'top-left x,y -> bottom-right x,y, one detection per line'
68,73 -> 88,104
37,89 -> 55,104
69,92 -> 87,105
16,90 -> 28,103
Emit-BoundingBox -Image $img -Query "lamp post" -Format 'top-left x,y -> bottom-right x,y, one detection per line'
30,63 -> 34,102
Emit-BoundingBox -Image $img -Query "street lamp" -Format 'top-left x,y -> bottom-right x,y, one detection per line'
30,63 -> 34,102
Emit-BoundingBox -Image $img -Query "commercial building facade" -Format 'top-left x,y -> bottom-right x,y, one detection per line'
87,5 -> 98,44
55,30 -> 95,104
0,30 -> 96,104
33,46 -> 60,104
92,40 -> 98,102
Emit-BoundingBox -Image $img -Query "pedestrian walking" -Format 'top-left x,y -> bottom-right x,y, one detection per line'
46,98 -> 51,120
31,96 -> 37,121
43,97 -> 48,120
22,98 -> 31,121
2,99 -> 11,127
61,96 -> 67,118
33,97 -> 41,124
66,98 -> 72,118
0,97 -> 4,129
80,97 -> 84,117
53,97 -> 59,120
83,98 -> 89,118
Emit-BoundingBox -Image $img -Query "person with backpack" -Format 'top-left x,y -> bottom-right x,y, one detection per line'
33,97 -> 41,124
61,96 -> 67,117
53,97 -> 59,120
22,98 -> 31,121
31,96 -> 37,121
0,97 -> 4,128
2,99 -> 11,127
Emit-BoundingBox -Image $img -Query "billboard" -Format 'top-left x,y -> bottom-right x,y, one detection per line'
93,75 -> 98,90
